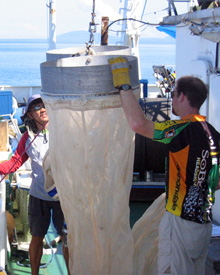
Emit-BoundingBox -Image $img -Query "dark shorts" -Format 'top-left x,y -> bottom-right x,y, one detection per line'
28,195 -> 64,237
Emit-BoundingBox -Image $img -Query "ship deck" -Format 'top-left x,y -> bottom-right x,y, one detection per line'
5,201 -> 151,275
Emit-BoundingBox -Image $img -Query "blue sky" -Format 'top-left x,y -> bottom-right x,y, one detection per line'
0,0 -> 189,39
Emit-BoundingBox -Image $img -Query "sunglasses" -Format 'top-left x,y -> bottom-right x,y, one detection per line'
31,104 -> 45,111
171,90 -> 179,99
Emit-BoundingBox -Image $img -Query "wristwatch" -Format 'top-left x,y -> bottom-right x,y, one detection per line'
118,84 -> 132,91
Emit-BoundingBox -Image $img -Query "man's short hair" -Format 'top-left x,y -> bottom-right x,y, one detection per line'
176,76 -> 208,109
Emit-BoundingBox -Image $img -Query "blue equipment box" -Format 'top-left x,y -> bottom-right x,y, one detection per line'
0,91 -> 13,116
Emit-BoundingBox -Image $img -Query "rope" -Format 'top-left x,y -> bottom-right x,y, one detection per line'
16,235 -> 54,268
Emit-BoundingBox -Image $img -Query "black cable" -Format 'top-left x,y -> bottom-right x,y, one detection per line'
106,16 -> 216,35
106,17 -> 160,32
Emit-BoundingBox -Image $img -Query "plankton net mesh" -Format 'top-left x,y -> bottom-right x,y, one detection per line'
42,93 -> 136,275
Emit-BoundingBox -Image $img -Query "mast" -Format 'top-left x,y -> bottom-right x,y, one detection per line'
88,0 -> 96,45
121,0 -> 147,78
48,0 -> 56,50
121,0 -> 147,55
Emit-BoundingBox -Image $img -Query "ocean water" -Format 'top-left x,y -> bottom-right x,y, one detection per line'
139,43 -> 175,83
0,41 -> 175,86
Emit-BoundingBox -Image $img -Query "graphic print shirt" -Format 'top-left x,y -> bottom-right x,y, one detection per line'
153,114 -> 220,223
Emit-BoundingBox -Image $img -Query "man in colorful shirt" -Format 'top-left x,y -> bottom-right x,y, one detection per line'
0,95 -> 69,275
109,57 -> 220,275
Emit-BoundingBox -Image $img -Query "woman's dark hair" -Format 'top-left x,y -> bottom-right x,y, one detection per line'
176,76 -> 208,109
23,98 -> 43,133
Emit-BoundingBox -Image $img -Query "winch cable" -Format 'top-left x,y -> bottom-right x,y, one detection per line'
0,122 -> 47,184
